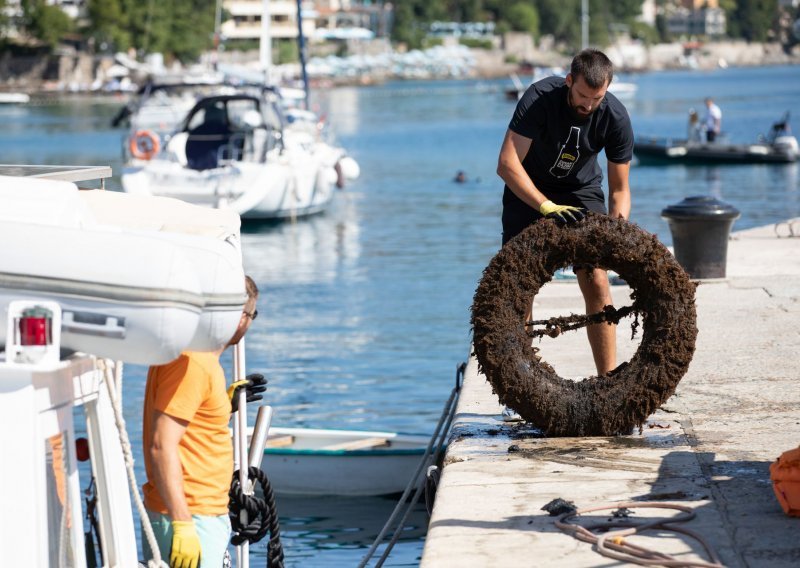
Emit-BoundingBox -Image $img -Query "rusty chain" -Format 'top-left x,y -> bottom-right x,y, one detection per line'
526,304 -> 640,339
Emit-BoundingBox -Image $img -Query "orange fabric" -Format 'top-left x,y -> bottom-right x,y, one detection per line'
769,446 -> 800,517
143,352 -> 233,516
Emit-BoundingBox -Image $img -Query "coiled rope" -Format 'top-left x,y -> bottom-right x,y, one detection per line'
228,465 -> 284,568
98,358 -> 167,568
358,362 -> 464,568
554,502 -> 724,567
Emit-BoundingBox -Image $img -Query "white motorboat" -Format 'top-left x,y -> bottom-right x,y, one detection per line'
0,165 -> 251,567
505,69 -> 637,101
0,92 -> 30,104
121,86 -> 358,220
635,113 -> 799,165
0,168 -> 246,363
257,427 -> 432,496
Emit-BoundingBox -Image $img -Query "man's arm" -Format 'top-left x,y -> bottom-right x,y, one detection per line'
607,160 -> 631,220
497,129 -> 549,210
147,410 -> 192,521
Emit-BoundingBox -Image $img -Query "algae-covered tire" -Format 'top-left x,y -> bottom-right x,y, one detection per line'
471,215 -> 697,437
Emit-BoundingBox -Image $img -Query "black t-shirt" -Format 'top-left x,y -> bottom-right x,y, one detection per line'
505,75 -> 633,210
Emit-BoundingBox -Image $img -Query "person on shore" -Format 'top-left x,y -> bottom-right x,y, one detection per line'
142,275 -> 267,568
496,48 -> 633,376
703,97 -> 722,143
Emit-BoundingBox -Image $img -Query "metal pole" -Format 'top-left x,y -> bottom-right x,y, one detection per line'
213,0 -> 223,70
248,406 -> 274,470
233,340 -> 249,568
581,0 -> 589,51
296,0 -> 310,110
261,0 -> 272,84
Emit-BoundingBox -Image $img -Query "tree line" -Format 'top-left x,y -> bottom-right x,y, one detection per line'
1,0 -> 217,62
393,0 -> 794,50
0,0 -> 795,63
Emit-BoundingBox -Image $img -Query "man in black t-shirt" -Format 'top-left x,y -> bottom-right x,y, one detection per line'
496,49 -> 634,376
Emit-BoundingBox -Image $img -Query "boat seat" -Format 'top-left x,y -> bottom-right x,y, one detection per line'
323,437 -> 390,451
264,435 -> 295,448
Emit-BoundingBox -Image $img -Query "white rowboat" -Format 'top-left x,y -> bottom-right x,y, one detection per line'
254,427 -> 432,497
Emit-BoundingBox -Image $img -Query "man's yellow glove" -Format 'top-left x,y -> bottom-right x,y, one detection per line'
170,520 -> 201,568
539,200 -> 586,225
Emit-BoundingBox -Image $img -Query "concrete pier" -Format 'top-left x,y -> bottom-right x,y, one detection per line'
422,220 -> 800,567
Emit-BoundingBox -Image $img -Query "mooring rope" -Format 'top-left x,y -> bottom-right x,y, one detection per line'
554,502 -> 724,567
228,466 -> 284,568
357,362 -> 465,568
98,358 -> 168,568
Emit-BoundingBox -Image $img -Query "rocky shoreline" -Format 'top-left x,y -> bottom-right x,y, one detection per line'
1,39 -> 798,95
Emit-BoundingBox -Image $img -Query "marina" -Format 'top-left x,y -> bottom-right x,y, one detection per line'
0,61 -> 799,566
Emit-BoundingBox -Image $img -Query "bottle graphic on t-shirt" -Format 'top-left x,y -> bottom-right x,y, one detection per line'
549,126 -> 581,178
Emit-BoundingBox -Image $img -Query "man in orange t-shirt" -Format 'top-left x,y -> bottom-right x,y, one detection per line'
142,276 -> 265,568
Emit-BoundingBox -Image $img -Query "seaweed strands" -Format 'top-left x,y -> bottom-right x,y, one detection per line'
471,215 -> 698,437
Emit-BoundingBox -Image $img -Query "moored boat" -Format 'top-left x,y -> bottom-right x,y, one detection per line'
635,114 -> 799,165
0,164 -> 251,567
121,87 -> 358,220
256,427 -> 433,496
0,168 -> 246,364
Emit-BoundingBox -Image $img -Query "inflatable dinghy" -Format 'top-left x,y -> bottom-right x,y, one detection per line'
0,176 -> 246,364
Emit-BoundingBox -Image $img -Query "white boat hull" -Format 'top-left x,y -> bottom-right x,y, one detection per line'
122,152 -> 336,220
253,427 -> 431,496
0,176 -> 246,364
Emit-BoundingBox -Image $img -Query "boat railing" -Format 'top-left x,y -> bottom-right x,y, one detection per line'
217,128 -> 283,166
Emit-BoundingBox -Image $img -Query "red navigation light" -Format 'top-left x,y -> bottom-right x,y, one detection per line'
75,437 -> 90,462
19,307 -> 52,346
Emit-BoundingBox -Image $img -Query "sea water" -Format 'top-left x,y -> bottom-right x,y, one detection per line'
1,64 -> 798,566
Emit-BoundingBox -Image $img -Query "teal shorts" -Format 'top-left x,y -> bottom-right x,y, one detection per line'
142,510 -> 231,568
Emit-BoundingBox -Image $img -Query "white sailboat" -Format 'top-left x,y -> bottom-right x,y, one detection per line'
121,85 -> 352,220
120,2 -> 358,220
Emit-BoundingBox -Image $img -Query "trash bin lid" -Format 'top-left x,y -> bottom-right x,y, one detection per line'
661,195 -> 741,220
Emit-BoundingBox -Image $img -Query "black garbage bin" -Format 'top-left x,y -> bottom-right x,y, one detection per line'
661,196 -> 741,279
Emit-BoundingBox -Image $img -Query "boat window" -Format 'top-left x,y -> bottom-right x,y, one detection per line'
263,101 -> 283,131
228,99 -> 262,130
45,431 -> 76,567
187,102 -> 227,131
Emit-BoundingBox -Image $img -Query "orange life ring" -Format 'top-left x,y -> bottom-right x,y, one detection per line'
129,129 -> 160,160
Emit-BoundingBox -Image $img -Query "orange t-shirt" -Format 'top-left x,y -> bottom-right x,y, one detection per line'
142,351 -> 233,516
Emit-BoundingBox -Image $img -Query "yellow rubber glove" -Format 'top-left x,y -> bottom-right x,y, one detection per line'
227,373 -> 267,413
170,520 -> 201,568
538,200 -> 586,225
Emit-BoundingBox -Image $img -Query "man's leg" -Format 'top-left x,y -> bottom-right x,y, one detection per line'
576,267 -> 616,375
195,513 -> 232,568
141,510 -> 173,563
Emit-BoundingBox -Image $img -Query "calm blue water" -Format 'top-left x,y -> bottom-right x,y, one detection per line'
1,64 -> 798,566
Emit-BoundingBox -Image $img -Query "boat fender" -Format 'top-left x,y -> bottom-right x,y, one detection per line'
770,446 -> 800,517
334,160 -> 345,189
129,129 -> 161,160
337,155 -> 361,181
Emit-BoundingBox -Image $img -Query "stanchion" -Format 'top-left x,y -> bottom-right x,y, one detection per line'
233,340 -> 249,568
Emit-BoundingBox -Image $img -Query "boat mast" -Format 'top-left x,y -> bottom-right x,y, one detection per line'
213,0 -> 222,69
581,0 -> 589,50
260,0 -> 272,84
296,0 -> 310,110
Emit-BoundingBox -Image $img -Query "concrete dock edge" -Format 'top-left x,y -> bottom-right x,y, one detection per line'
422,220 -> 800,567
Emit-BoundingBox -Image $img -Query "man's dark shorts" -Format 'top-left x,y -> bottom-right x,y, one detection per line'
502,193 -> 607,246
